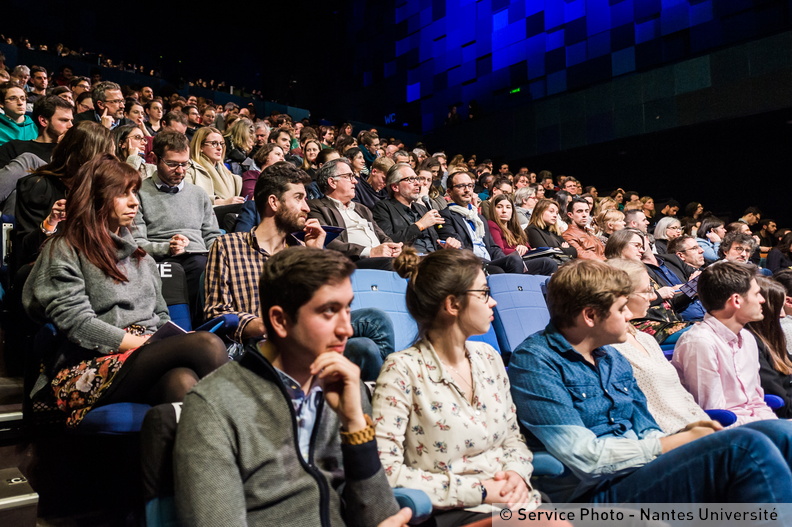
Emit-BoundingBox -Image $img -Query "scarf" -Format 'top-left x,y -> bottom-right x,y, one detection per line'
449,204 -> 485,238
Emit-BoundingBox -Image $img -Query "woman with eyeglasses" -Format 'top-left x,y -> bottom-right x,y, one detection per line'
652,216 -> 683,254
114,124 -> 155,177
186,126 -> 243,206
605,228 -> 691,345
372,247 -> 541,525
606,258 -> 710,433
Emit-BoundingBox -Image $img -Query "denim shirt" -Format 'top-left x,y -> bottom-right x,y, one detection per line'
508,323 -> 664,501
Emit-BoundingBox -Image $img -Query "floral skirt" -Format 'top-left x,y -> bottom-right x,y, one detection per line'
50,326 -> 144,428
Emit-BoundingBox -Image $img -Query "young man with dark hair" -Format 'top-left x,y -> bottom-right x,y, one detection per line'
175,247 -> 410,527
562,197 -> 605,260
204,162 -> 394,379
0,95 -> 73,168
673,261 -> 779,424
0,81 -> 36,146
508,259 -> 792,504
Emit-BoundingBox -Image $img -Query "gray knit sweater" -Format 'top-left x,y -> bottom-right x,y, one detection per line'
174,348 -> 400,527
133,174 -> 221,259
22,228 -> 169,355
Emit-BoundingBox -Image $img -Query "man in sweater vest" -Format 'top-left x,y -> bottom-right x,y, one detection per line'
133,131 -> 221,321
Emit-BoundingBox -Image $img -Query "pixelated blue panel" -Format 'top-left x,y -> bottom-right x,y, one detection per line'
566,41 -> 588,66
545,1 -> 565,30
690,0 -> 714,24
526,11 -> 545,38
493,9 -> 508,31
634,0 -> 661,23
565,0 -> 586,22
492,41 -> 525,71
611,0 -> 635,26
612,46 -> 636,75
547,70 -> 568,95
493,20 -> 526,51
588,30 -> 612,57
586,0 -> 611,35
635,18 -> 660,43
529,79 -> 547,99
384,61 -> 396,78
565,16 -> 588,45
547,29 -> 566,50
407,82 -> 421,103
524,0 -> 544,17
508,1 -> 525,23
660,3 -> 691,36
611,22 -> 635,50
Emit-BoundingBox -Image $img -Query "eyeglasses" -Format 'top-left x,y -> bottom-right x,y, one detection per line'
680,245 -> 700,253
452,183 -> 474,190
399,176 -> 420,184
466,288 -> 491,302
104,99 -> 125,105
333,172 -> 356,182
631,286 -> 655,299
5,95 -> 26,103
162,160 -> 193,170
730,246 -> 752,254
203,141 -> 224,148
129,135 -> 147,143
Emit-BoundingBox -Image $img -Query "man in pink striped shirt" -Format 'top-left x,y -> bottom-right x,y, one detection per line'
673,261 -> 778,425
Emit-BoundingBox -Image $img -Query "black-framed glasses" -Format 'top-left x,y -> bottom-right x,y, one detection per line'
104,98 -> 125,105
466,288 -> 491,302
452,183 -> 474,190
399,176 -> 420,184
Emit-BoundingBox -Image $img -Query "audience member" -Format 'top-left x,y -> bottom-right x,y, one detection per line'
373,247 -> 540,524
175,247 -> 408,527
75,81 -> 125,129
526,199 -> 577,258
562,197 -> 605,261
308,158 -> 402,268
0,81 -> 36,145
696,216 -> 726,264
133,131 -> 221,319
487,195 -> 530,256
673,261 -> 779,425
767,232 -> 792,273
652,216 -> 683,254
186,126 -> 243,205
22,154 -> 227,428
509,258 -> 792,504
439,171 -> 556,275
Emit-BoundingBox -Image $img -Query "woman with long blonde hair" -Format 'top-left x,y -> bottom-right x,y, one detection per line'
187,126 -> 243,206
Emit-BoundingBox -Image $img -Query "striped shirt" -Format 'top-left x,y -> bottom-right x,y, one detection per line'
204,229 -> 302,342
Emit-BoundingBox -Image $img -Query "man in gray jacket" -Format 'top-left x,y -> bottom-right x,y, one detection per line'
174,247 -> 411,527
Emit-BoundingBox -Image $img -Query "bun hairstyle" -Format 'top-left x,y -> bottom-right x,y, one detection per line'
393,247 -> 484,339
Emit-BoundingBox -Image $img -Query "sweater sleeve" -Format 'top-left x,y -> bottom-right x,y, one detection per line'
23,241 -> 127,353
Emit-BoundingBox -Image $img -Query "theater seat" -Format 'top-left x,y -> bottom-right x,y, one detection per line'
350,270 -> 418,352
487,274 -> 551,364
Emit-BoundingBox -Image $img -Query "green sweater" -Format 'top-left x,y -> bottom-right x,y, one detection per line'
0,113 -> 36,146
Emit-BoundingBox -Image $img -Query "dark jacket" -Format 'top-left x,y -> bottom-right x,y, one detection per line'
754,332 -> 792,418
353,178 -> 387,210
308,197 -> 392,260
372,198 -> 438,249
437,204 -> 506,260
526,225 -> 577,258
73,109 -> 100,123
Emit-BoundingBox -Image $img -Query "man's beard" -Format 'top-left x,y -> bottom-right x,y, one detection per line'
275,207 -> 306,234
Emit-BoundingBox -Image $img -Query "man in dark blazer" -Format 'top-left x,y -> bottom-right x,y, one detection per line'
438,171 -> 557,275
372,163 -> 461,253
308,158 -> 402,269
73,81 -> 125,129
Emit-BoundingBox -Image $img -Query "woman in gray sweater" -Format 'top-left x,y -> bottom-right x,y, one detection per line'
23,154 -> 227,427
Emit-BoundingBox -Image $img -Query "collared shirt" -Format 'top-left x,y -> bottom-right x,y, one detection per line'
275,366 -> 323,463
326,195 -> 380,257
672,314 -> 777,425
152,172 -> 185,193
204,229 -> 302,342
508,324 -> 664,501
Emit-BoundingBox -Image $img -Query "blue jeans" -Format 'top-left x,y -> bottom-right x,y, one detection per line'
589,420 -> 792,503
344,308 -> 395,381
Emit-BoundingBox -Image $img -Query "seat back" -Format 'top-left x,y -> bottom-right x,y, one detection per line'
141,403 -> 182,527
488,274 -> 551,358
350,270 -> 418,352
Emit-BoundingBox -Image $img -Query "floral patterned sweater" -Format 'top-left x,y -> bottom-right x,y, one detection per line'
372,339 -> 541,512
